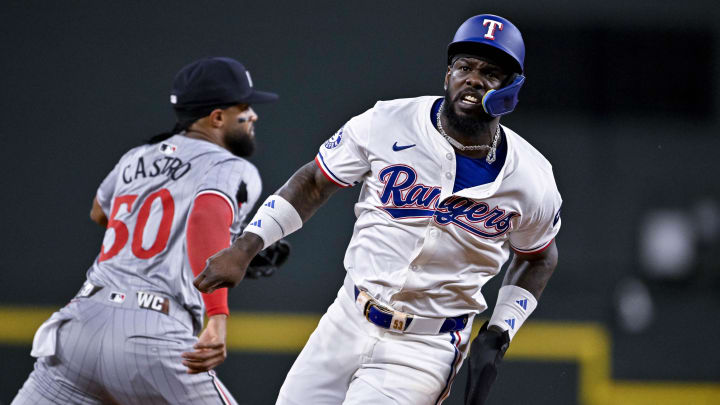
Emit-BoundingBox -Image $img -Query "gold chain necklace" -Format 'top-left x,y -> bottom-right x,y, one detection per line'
437,100 -> 500,164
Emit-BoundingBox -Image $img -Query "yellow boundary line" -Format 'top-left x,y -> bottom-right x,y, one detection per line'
1,307 -> 718,404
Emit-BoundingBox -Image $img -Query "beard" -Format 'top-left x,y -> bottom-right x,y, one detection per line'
224,128 -> 255,157
443,90 -> 493,136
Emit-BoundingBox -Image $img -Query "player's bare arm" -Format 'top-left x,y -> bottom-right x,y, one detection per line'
278,161 -> 342,221
503,240 -> 558,301
89,197 -> 108,227
465,241 -> 559,405
194,161 -> 341,293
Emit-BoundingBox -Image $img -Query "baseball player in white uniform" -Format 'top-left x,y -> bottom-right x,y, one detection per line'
196,15 -> 561,405
12,57 -> 286,405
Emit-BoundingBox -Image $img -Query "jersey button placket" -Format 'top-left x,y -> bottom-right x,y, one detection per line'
438,144 -> 456,202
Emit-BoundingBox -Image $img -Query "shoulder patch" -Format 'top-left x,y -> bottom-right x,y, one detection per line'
324,127 -> 344,149
236,181 -> 248,204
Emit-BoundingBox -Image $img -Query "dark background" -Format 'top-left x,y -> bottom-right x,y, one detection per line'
1,1 -> 719,404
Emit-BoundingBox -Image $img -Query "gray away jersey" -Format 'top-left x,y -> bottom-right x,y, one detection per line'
88,134 -> 261,330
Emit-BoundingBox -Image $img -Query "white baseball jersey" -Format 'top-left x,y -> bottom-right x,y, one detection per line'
89,134 -> 261,329
316,96 -> 562,318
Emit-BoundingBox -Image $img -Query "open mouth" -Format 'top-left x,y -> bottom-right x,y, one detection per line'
459,93 -> 480,105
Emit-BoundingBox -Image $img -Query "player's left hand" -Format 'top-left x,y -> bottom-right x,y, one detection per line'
464,321 -> 510,405
181,314 -> 228,374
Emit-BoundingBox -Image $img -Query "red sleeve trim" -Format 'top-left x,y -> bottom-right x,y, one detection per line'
187,193 -> 233,316
314,155 -> 351,188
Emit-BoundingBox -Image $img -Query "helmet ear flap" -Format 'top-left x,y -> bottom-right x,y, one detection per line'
481,74 -> 525,117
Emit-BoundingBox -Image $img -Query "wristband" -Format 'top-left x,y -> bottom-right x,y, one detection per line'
244,195 -> 302,249
488,285 -> 537,340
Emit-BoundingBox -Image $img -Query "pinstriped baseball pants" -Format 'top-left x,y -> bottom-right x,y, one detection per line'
11,297 -> 237,405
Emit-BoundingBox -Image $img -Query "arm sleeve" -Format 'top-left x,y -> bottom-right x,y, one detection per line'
508,176 -> 563,254
314,108 -> 373,187
186,193 -> 233,317
195,158 -> 262,234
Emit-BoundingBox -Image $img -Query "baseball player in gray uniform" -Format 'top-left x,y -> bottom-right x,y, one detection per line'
195,15 -> 560,405
12,57 -> 285,405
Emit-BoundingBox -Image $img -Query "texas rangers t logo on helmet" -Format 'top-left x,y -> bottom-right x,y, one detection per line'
482,19 -> 504,40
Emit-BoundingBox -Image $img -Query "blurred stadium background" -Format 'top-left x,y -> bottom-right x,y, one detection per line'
1,1 -> 718,404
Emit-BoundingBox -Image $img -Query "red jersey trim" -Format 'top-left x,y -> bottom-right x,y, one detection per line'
314,155 -> 351,188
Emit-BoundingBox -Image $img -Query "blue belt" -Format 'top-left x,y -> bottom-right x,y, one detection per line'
354,286 -> 467,333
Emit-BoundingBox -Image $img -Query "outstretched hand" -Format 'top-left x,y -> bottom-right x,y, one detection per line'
193,233 -> 263,293
181,315 -> 228,374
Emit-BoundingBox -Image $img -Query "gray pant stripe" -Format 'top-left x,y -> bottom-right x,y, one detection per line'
120,306 -> 143,404
155,309 -> 183,404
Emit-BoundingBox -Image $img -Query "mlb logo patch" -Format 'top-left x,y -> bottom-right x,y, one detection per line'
109,292 -> 126,304
160,142 -> 178,155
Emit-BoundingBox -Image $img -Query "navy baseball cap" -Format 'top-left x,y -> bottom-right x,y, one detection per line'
170,57 -> 278,114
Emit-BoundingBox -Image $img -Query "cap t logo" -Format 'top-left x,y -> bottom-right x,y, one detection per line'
482,19 -> 504,40
245,71 -> 253,88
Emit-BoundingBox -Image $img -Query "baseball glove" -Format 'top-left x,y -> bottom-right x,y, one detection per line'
245,239 -> 291,279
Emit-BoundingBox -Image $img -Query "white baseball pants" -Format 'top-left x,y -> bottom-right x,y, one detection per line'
276,281 -> 473,405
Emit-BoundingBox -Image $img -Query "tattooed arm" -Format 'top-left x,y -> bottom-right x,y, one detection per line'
194,161 -> 342,293
278,161 -> 343,221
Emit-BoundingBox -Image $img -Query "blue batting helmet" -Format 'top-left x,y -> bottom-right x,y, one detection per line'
447,15 -> 526,116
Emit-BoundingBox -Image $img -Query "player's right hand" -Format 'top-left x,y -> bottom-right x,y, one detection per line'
193,233 -> 264,293
182,314 -> 228,373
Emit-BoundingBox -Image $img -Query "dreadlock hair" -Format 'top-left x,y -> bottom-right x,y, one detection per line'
145,119 -> 195,144
145,104 -> 235,144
